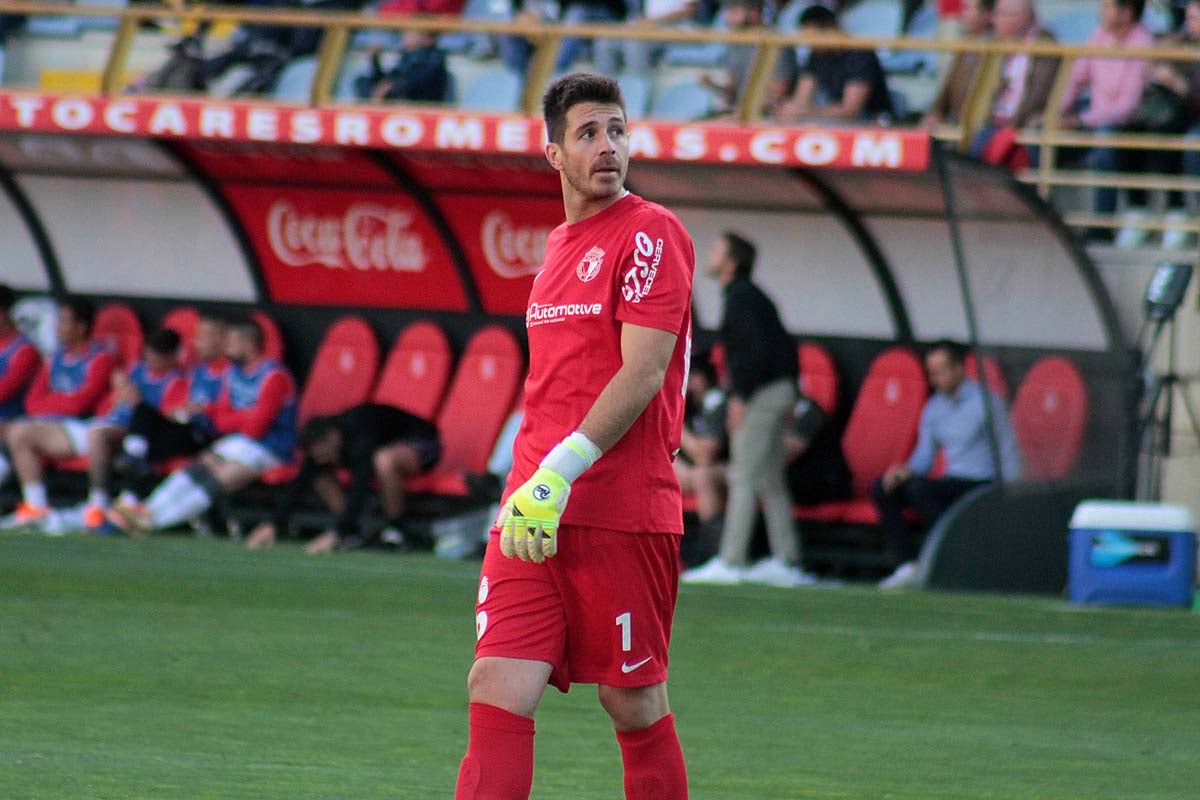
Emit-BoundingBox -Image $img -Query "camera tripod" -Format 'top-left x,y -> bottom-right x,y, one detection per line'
1135,312 -> 1200,500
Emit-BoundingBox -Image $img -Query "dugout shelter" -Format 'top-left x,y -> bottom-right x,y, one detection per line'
0,93 -> 1135,592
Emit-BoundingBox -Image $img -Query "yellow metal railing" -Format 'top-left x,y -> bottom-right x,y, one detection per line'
0,1 -> 1198,244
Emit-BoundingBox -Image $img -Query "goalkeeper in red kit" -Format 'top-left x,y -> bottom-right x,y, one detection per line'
454,72 -> 695,799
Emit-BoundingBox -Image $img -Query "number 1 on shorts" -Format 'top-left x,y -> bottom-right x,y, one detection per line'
615,612 -> 632,652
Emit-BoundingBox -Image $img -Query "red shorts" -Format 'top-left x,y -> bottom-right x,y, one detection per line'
474,524 -> 681,693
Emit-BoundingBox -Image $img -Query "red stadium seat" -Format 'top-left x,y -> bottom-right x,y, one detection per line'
405,325 -> 524,496
161,306 -> 200,368
798,342 -> 840,415
93,303 -> 143,370
250,310 -> 285,362
1011,356 -> 1088,480
296,316 -> 380,424
794,347 -> 927,524
372,321 -> 453,420
966,353 -> 1009,399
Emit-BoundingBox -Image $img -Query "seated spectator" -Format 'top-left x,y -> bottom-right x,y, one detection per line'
676,354 -> 728,566
871,340 -> 1021,590
1145,0 -> 1200,241
113,312 -> 230,499
784,392 -> 851,506
1179,0 -> 1200,208
5,299 -> 115,527
921,0 -> 993,129
244,402 -> 441,554
502,0 -> 634,77
108,317 -> 297,535
598,0 -> 700,75
1048,0 -> 1153,241
0,284 -> 42,487
353,0 -> 460,102
700,0 -> 799,116
774,5 -> 894,124
354,30 -> 451,103
968,0 -> 1059,163
0,13 -> 26,84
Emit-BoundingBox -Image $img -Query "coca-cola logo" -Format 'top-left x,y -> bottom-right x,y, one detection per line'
266,200 -> 427,272
481,210 -> 553,279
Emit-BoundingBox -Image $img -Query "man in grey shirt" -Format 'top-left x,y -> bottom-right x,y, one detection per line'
872,340 -> 1022,589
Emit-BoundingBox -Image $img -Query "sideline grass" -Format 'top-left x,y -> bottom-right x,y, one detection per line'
2,533 -> 1198,799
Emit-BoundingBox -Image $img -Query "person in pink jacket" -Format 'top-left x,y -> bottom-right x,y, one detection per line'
1055,0 -> 1153,237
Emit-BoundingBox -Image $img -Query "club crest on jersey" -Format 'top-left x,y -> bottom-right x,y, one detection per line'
577,246 -> 605,282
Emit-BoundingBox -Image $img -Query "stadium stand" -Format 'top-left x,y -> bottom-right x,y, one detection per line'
1010,355 -> 1090,480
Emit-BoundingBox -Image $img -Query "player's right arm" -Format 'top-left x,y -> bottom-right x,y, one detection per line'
500,323 -> 677,562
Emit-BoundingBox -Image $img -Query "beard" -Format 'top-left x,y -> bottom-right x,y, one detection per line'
564,160 -> 625,202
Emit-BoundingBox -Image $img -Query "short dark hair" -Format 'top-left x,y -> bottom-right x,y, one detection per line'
60,297 -> 95,334
976,0 -> 997,12
299,415 -> 338,450
798,5 -> 838,28
722,231 -> 757,280
1115,0 -> 1145,21
0,284 -> 15,313
146,328 -> 182,358
231,316 -> 265,351
543,72 -> 626,145
926,339 -> 968,367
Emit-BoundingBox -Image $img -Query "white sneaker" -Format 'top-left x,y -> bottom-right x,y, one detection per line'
1161,211 -> 1194,250
681,557 -> 743,585
879,561 -> 921,591
742,556 -> 820,587
1115,209 -> 1150,250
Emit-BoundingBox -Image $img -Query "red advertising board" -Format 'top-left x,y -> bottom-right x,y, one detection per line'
434,194 -> 565,315
223,185 -> 469,310
177,141 -> 394,186
0,92 -> 930,172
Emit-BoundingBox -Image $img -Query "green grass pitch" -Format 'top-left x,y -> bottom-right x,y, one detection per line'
2,533 -> 1198,799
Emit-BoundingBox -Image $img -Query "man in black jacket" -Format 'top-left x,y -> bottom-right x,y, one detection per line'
245,402 -> 441,553
683,231 -> 817,587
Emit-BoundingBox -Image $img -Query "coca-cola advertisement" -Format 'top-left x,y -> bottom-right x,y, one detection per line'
224,185 -> 469,310
434,194 -> 564,315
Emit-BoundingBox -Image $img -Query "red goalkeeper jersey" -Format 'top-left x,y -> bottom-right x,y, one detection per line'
504,192 -> 695,535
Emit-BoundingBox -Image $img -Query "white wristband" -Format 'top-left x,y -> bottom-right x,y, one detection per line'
540,431 -> 602,484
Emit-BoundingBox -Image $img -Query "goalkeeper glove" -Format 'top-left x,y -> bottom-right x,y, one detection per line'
499,432 -> 601,562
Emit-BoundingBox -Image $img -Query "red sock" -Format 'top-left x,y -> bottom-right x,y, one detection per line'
616,713 -> 688,799
454,702 -> 536,800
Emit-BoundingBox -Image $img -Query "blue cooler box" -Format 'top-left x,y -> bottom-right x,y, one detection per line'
1068,501 -> 1197,608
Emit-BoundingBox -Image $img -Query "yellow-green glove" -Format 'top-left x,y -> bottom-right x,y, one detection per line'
497,432 -> 602,563
499,466 -> 571,562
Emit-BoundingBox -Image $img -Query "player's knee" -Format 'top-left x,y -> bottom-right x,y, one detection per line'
598,684 -> 669,732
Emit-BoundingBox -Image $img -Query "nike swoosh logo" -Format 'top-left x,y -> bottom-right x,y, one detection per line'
621,656 -> 653,674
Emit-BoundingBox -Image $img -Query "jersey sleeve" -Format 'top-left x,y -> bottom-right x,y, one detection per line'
614,207 -> 694,335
